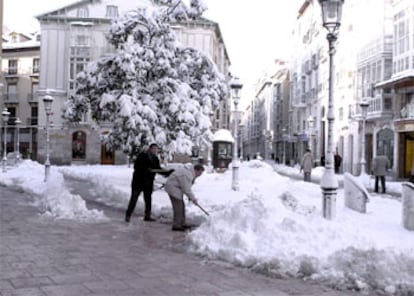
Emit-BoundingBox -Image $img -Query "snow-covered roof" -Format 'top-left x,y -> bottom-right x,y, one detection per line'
3,39 -> 40,50
212,129 -> 234,143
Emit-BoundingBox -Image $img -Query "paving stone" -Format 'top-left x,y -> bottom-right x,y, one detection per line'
0,185 -> 374,296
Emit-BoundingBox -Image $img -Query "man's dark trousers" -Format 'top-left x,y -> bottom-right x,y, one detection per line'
374,176 -> 386,193
126,183 -> 153,219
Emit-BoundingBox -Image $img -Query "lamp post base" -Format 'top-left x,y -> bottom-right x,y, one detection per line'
232,162 -> 239,191
321,187 -> 337,220
44,164 -> 50,182
2,157 -> 6,173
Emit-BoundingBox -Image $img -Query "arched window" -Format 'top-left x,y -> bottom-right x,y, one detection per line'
72,131 -> 86,160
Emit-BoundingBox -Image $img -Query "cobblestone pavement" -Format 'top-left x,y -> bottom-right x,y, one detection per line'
0,185 -> 372,296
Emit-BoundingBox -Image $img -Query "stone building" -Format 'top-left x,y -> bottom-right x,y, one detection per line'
1,29 -> 40,159
376,0 -> 414,179
34,0 -> 230,165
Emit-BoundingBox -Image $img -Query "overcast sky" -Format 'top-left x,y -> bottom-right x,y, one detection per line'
3,0 -> 299,103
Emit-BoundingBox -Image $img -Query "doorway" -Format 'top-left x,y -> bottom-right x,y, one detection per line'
405,138 -> 414,178
101,144 -> 115,165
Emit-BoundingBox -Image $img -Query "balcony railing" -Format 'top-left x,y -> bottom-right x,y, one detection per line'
4,93 -> 19,103
399,103 -> 414,119
350,96 -> 393,120
26,117 -> 38,126
27,93 -> 38,103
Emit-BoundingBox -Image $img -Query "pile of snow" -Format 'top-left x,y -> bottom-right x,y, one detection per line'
0,160 -> 106,222
2,159 -> 413,295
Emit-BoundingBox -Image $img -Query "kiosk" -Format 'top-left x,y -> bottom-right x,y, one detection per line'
212,129 -> 234,170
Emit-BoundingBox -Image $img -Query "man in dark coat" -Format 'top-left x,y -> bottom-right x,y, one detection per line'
334,152 -> 342,174
372,154 -> 390,193
125,143 -> 167,222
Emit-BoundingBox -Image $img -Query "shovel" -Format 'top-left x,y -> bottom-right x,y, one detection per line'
195,202 -> 210,216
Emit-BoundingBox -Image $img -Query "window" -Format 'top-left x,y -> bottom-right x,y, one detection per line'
106,5 -> 119,18
32,58 -> 40,73
383,98 -> 392,110
77,8 -> 89,18
30,106 -> 38,126
8,60 -> 17,74
75,35 -> 89,47
72,131 -> 87,160
69,27 -> 91,91
6,107 -> 16,125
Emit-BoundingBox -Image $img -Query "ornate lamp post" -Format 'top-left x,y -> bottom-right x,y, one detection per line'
282,127 -> 287,165
15,117 -> 22,161
318,0 -> 344,220
207,111 -> 214,171
359,98 -> 369,176
308,116 -> 314,152
2,108 -> 10,173
230,77 -> 243,191
43,95 -> 54,182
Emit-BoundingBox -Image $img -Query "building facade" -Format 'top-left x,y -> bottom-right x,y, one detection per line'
1,30 -> 40,160
377,0 -> 414,179
241,0 -> 411,181
33,0 -> 230,165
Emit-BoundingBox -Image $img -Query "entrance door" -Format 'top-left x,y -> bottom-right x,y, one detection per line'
101,144 -> 115,165
406,139 -> 414,177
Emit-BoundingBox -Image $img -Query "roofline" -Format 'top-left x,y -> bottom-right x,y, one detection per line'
173,17 -> 230,63
2,44 -> 41,52
35,0 -> 93,20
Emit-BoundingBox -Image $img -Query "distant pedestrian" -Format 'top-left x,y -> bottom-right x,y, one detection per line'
372,154 -> 390,194
164,164 -> 205,231
300,148 -> 313,182
320,154 -> 325,167
125,143 -> 171,223
334,152 -> 342,174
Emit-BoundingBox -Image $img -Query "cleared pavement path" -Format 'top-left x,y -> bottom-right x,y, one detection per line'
0,185 -> 370,296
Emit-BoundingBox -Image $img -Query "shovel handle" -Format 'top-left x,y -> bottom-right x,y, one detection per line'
196,203 -> 210,216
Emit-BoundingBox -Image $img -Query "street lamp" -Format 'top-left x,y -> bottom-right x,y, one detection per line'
359,98 -> 369,176
15,117 -> 22,161
308,116 -> 314,152
43,95 -> 54,182
282,127 -> 287,165
318,0 -> 344,220
2,108 -> 10,173
230,76 -> 243,191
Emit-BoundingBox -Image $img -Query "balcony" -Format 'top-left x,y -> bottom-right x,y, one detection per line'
3,68 -> 19,83
27,117 -> 38,126
27,93 -> 39,103
4,93 -> 20,104
350,96 -> 393,121
395,102 -> 414,124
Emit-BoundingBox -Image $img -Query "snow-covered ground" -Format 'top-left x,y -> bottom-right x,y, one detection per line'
1,159 -> 413,295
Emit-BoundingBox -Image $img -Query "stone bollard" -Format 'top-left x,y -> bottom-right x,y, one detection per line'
402,182 -> 414,231
344,172 -> 370,213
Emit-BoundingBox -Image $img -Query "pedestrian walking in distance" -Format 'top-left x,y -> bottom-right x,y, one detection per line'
125,143 -> 171,223
300,148 -> 313,182
334,152 -> 342,174
372,154 -> 390,194
164,164 -> 205,231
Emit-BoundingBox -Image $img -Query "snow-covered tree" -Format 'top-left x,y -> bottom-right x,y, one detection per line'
62,0 -> 228,158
